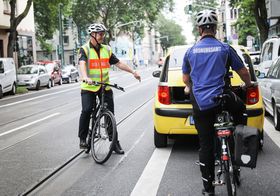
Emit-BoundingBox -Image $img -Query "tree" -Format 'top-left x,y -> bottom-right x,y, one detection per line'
156,14 -> 186,51
7,0 -> 33,57
230,0 -> 258,46
253,0 -> 269,45
71,0 -> 174,44
230,0 -> 269,46
184,0 -> 218,40
33,0 -> 70,54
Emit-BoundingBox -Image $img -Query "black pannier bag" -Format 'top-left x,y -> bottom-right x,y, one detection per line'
234,124 -> 259,168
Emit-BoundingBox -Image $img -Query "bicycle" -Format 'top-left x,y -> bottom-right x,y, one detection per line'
212,93 -> 241,196
84,81 -> 125,164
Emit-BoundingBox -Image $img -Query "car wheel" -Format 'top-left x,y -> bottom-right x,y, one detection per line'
75,77 -> 79,82
10,83 -> 16,95
0,86 -> 3,99
36,80 -> 40,90
154,128 -> 167,148
59,78 -> 63,85
47,80 -> 52,89
273,104 -> 280,131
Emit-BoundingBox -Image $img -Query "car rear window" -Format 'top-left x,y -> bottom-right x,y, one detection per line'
169,48 -> 187,68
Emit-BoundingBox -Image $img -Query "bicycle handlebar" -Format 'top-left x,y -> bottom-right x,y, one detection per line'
82,80 -> 125,92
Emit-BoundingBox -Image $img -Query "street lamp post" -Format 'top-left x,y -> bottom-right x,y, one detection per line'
58,3 -> 65,66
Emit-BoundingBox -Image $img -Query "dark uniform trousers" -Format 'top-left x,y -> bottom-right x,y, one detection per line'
79,89 -> 114,140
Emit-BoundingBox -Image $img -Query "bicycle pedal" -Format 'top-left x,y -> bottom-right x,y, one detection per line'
212,180 -> 225,186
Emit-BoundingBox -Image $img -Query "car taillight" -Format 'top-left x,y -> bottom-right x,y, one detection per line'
246,86 -> 259,105
158,86 -> 170,105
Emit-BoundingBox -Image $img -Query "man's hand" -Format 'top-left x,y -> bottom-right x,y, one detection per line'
82,77 -> 93,84
184,85 -> 190,95
133,71 -> 141,82
241,81 -> 258,90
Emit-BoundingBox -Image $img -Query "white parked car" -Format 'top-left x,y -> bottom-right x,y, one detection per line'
257,37 -> 280,75
61,65 -> 79,83
17,65 -> 52,90
0,58 -> 17,98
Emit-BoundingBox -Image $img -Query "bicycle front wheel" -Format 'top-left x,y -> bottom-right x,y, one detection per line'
224,160 -> 237,196
91,110 -> 117,164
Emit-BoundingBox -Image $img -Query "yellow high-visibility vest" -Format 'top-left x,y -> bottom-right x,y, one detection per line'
80,42 -> 112,92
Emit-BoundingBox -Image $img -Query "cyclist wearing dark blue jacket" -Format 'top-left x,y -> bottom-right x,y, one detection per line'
182,10 -> 252,196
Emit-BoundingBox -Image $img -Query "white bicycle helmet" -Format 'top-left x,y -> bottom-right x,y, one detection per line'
88,23 -> 108,34
196,10 -> 218,26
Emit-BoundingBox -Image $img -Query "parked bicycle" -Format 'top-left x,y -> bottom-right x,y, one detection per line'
212,93 -> 241,196
84,81 -> 125,164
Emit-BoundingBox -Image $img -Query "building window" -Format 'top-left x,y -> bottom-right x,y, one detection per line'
3,0 -> 17,15
3,0 -> 10,14
234,9 -> 237,19
63,35 -> 69,45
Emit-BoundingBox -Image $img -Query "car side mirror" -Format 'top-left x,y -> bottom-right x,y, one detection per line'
152,70 -> 161,78
242,54 -> 251,65
254,57 -> 260,65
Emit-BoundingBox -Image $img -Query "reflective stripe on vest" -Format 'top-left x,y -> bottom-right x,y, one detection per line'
81,43 -> 112,92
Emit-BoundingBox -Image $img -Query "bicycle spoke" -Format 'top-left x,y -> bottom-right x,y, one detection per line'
91,111 -> 117,164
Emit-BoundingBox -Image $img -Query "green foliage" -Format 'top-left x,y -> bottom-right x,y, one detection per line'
16,86 -> 28,94
231,0 -> 258,46
33,0 -> 70,47
156,14 -> 186,50
71,0 -> 174,44
185,0 -> 218,40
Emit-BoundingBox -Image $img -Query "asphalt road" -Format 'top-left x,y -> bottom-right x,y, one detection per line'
0,66 -> 280,196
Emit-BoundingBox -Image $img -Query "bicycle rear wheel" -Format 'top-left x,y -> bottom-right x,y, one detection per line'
224,160 -> 237,196
91,110 -> 117,164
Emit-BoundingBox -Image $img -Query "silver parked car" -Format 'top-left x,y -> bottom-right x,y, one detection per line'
258,56 -> 280,131
17,65 -> 52,90
61,65 -> 79,83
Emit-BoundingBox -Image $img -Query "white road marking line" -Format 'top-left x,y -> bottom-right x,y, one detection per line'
264,117 -> 280,148
0,113 -> 60,137
130,147 -> 173,196
0,87 -> 79,108
123,77 -> 151,89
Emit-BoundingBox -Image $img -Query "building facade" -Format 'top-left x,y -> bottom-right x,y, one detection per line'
0,0 -> 36,66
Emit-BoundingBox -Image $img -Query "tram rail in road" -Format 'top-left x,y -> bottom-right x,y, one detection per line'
19,97 -> 154,196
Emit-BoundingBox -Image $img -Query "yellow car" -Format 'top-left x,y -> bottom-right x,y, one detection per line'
152,45 -> 264,148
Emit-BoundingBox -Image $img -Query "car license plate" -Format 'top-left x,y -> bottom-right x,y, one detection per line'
189,115 -> 195,125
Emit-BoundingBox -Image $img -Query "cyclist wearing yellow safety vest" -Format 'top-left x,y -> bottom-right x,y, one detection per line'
78,23 -> 141,154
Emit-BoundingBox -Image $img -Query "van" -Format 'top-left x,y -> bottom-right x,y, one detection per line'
257,37 -> 280,75
0,58 -> 17,99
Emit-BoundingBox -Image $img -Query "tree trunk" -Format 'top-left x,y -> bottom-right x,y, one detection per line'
7,0 -> 33,58
254,0 -> 269,46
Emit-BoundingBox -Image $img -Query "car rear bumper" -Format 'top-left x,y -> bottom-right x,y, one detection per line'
154,107 -> 264,134
155,107 -> 263,118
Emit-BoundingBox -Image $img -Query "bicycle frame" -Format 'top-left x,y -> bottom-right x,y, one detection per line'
213,93 -> 240,196
84,81 -> 124,163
